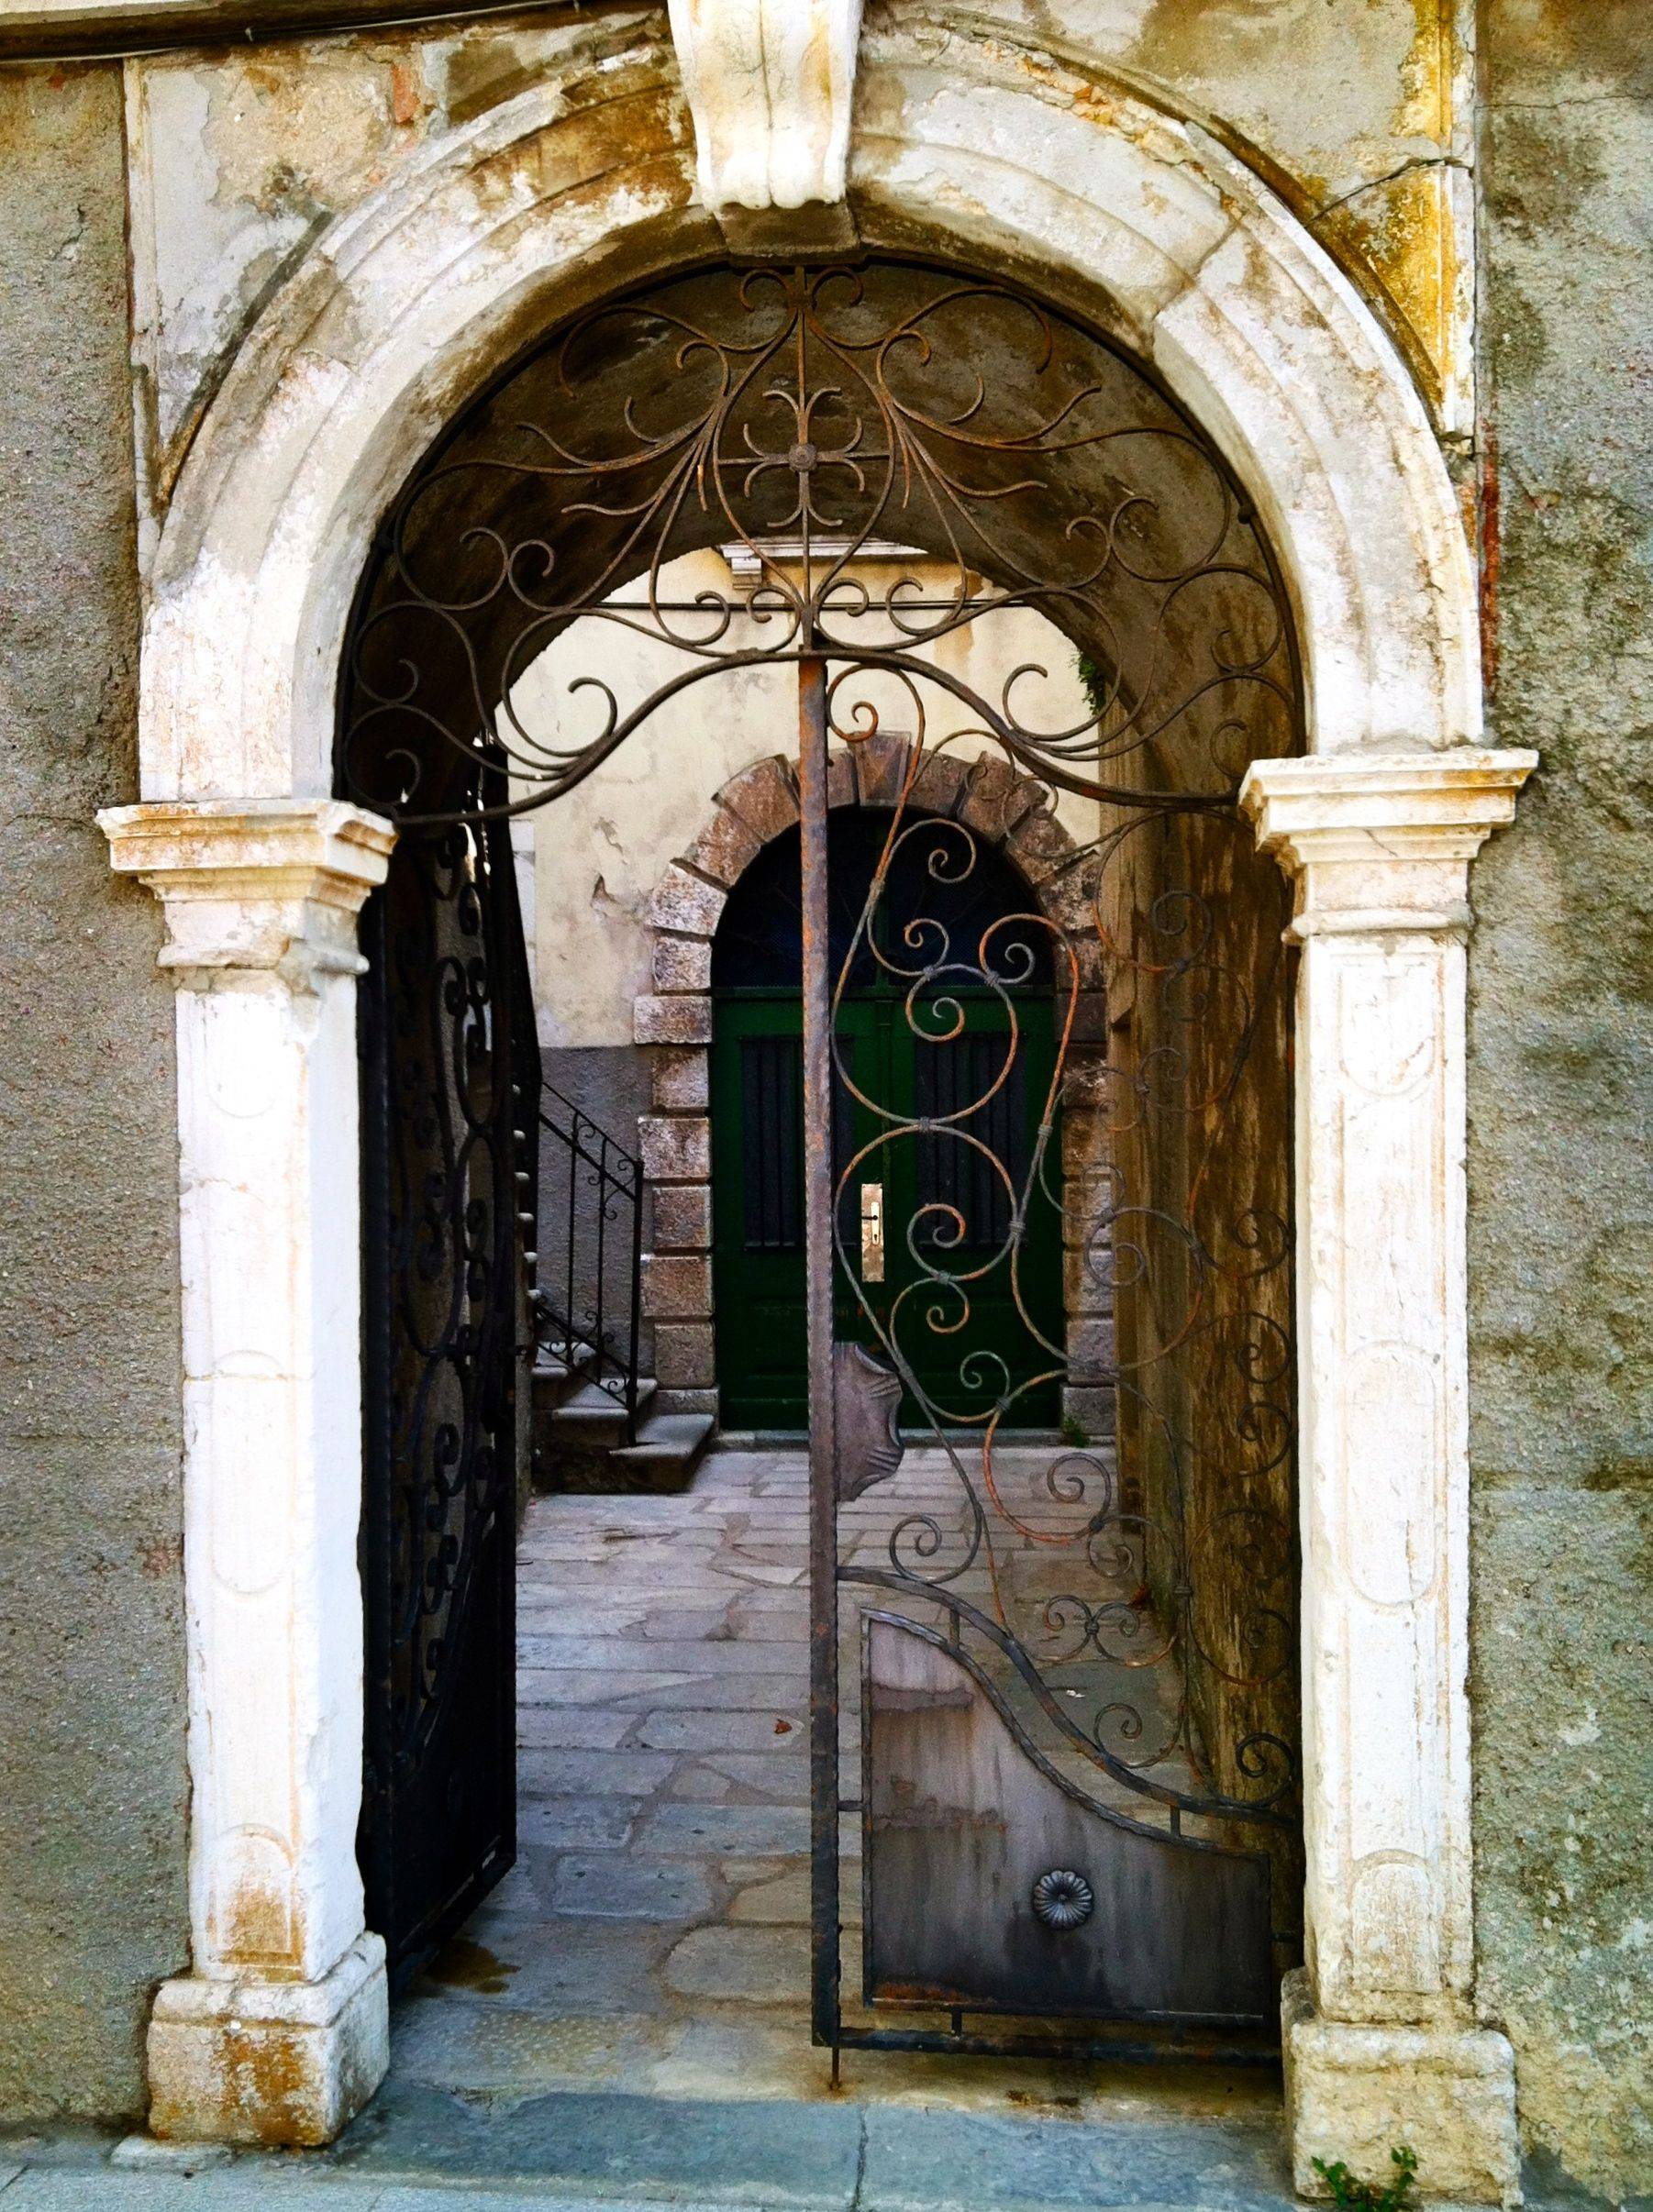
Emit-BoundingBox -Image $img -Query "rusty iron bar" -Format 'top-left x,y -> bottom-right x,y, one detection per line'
799,649 -> 842,2070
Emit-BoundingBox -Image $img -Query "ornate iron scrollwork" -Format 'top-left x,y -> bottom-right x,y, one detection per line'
339,252 -> 1304,2034
834,1341 -> 904,1501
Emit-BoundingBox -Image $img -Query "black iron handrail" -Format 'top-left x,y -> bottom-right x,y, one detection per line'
532,1084 -> 644,1443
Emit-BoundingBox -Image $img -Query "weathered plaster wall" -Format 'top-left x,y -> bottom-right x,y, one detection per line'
126,0 -> 1475,563
0,65 -> 189,2120
887,0 -> 1478,431
125,7 -> 657,552
1468,2 -> 1653,2195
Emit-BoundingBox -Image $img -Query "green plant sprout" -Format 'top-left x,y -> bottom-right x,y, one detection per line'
1075,650 -> 1110,722
1312,2144 -> 1420,2212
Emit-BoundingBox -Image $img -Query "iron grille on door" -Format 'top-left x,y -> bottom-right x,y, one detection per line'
741,1036 -> 803,1250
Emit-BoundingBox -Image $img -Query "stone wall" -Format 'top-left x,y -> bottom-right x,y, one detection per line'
1467,4 -> 1653,2196
0,66 -> 190,2121
1099,734 -> 1301,1959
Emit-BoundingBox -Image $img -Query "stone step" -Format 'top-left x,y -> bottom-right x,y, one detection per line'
545,1377 -> 658,1445
530,1349 -> 597,1408
608,1410 -> 716,1494
533,1382 -> 711,1497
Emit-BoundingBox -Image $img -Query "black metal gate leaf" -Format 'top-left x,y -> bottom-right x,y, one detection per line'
357,813 -> 533,1988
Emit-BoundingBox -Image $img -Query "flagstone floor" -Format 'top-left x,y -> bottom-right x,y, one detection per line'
390,1447 -> 1276,2129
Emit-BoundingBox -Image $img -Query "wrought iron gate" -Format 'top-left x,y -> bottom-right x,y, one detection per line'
340,258 -> 1303,2052
354,788 -> 538,1987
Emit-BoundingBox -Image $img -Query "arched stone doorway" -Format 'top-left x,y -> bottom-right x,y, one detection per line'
95,18 -> 1535,2189
336,251 -> 1305,2066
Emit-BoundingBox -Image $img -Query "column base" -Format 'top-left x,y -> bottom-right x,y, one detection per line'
148,1932 -> 388,2148
1282,1970 -> 1521,2206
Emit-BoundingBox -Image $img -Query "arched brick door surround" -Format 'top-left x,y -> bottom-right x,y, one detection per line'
634,738 -> 1112,1432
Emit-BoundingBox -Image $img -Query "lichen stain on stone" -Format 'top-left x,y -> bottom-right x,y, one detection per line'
1303,2 -> 1462,417
443,33 -> 554,127
216,1874 -> 300,1965
458,84 -> 690,226
1394,0 -> 1451,145
439,15 -> 666,129
1096,0 -> 1468,417
219,2025 -> 316,2145
1317,164 -> 1453,414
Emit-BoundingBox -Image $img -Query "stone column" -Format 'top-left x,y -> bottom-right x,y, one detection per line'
99,798 -> 396,2147
1239,752 -> 1535,2206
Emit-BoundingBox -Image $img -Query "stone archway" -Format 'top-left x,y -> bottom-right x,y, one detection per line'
635,737 -> 1113,1433
96,12 -> 1535,2187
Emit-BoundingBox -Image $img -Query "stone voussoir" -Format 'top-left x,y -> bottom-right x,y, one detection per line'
639,1115 -> 711,1183
646,862 -> 727,938
851,731 -> 913,807
716,754 -> 798,846
682,803 -> 764,889
635,993 -> 714,1046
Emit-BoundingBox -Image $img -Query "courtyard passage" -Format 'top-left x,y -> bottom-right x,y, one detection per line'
390,1446 -> 1245,2104
407,1446 -> 823,2092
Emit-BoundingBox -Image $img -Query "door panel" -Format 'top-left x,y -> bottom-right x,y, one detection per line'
713,1001 -> 870,1428
713,991 -> 1060,1428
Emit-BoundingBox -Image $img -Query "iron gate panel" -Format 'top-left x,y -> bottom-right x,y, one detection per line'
338,256 -> 1304,2057
356,810 -> 533,1989
862,1615 -> 1273,2024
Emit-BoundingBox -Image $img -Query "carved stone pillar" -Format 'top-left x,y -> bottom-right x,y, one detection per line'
99,799 -> 396,2147
1240,752 -> 1536,2206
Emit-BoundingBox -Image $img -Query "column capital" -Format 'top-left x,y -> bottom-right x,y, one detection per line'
1238,750 -> 1537,938
99,798 -> 395,987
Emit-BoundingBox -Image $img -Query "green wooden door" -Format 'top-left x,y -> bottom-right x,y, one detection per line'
712,984 -> 1063,1431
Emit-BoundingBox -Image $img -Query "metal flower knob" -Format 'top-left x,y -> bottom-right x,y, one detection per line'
1031,1868 -> 1094,1931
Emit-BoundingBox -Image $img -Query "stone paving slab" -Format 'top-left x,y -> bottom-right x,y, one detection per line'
518,1797 -> 642,1849
631,1802 -> 812,1857
0,2173 -> 774,2211
331,2083 -> 865,2206
520,1677 -> 809,1715
0,2104 -> 1320,2212
517,1639 -> 811,1674
858,2107 -> 1293,2212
